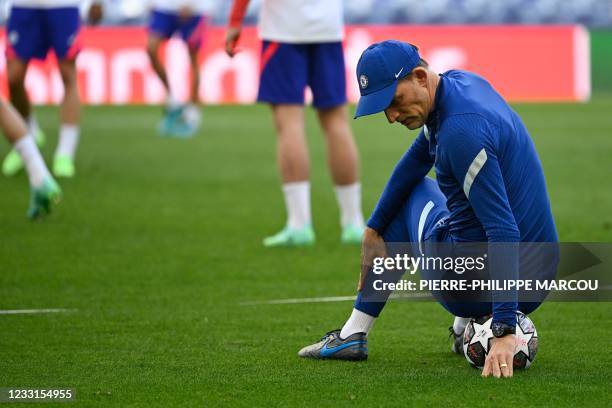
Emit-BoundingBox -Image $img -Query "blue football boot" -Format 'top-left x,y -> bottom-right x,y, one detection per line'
157,105 -> 184,136
298,330 -> 367,361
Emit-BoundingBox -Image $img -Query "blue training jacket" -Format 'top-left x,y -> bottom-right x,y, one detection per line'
367,70 -> 558,325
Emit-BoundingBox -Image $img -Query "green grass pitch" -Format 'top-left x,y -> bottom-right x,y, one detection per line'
1,100 -> 611,406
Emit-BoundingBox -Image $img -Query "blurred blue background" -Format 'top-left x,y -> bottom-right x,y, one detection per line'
0,0 -> 611,27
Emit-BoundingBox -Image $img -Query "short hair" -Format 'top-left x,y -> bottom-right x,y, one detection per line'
400,58 -> 430,81
417,58 -> 429,68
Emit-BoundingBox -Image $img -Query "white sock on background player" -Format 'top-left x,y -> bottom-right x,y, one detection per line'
55,124 -> 79,160
283,181 -> 311,230
334,182 -> 365,228
27,114 -> 41,135
453,316 -> 470,334
183,103 -> 201,127
340,308 -> 376,339
165,93 -> 181,109
14,134 -> 51,188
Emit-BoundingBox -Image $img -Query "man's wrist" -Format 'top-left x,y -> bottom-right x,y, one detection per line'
491,321 -> 516,338
365,222 -> 384,236
364,227 -> 382,240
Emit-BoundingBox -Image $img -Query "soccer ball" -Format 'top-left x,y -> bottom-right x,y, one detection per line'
463,311 -> 538,369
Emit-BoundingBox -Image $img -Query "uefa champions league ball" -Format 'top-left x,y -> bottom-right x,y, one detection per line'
463,311 -> 538,369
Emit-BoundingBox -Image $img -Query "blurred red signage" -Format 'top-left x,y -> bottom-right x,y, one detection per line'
0,25 -> 590,104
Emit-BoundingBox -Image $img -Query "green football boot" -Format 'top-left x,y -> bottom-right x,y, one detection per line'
27,176 -> 62,220
263,225 -> 316,247
2,149 -> 23,177
341,223 -> 365,245
53,154 -> 75,178
2,128 -> 46,177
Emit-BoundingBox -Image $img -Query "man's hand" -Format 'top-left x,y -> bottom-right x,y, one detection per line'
482,335 -> 516,378
225,27 -> 241,57
358,227 -> 387,291
88,3 -> 103,25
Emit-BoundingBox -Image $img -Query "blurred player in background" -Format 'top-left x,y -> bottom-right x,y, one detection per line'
147,0 -> 206,137
1,98 -> 61,218
226,0 -> 365,247
2,0 -> 103,179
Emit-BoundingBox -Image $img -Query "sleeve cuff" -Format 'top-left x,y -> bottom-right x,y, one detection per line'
492,303 -> 518,327
366,219 -> 385,235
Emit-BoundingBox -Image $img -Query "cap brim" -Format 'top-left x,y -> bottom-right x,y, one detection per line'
354,81 -> 399,119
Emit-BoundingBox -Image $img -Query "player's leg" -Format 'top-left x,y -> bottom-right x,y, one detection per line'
257,41 -> 314,246
317,106 -> 364,243
311,42 -> 365,244
46,6 -> 81,177
147,10 -> 184,135
188,52 -> 200,107
344,178 -> 449,333
263,104 -> 314,247
297,197 -> 416,360
53,58 -> 79,177
148,33 -> 182,135
182,48 -> 202,130
176,14 -> 206,136
2,7 -> 45,176
0,99 -> 61,218
299,177 -> 449,359
450,316 -> 471,354
6,59 -> 31,126
147,10 -> 175,95
147,34 -> 170,94
3,59 -> 31,176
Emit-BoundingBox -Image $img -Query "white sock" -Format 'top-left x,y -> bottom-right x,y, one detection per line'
55,124 -> 79,160
282,181 -> 311,229
453,317 -> 470,334
14,134 -> 51,188
166,93 -> 181,109
27,114 -> 40,134
340,308 -> 376,339
334,182 -> 365,228
183,103 -> 201,127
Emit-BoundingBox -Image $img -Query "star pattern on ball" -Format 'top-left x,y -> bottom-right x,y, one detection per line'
515,324 -> 536,357
469,318 -> 493,353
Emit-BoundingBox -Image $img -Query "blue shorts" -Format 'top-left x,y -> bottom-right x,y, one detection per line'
148,10 -> 205,51
258,41 -> 347,109
6,7 -> 81,61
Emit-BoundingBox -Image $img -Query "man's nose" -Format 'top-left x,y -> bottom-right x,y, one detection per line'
385,109 -> 399,124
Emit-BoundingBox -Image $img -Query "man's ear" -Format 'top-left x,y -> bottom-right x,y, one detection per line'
412,67 -> 428,86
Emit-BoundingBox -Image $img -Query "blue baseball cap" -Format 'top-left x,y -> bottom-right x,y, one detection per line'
354,40 -> 421,118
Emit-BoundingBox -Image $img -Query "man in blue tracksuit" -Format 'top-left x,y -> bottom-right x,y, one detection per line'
298,40 -> 558,378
